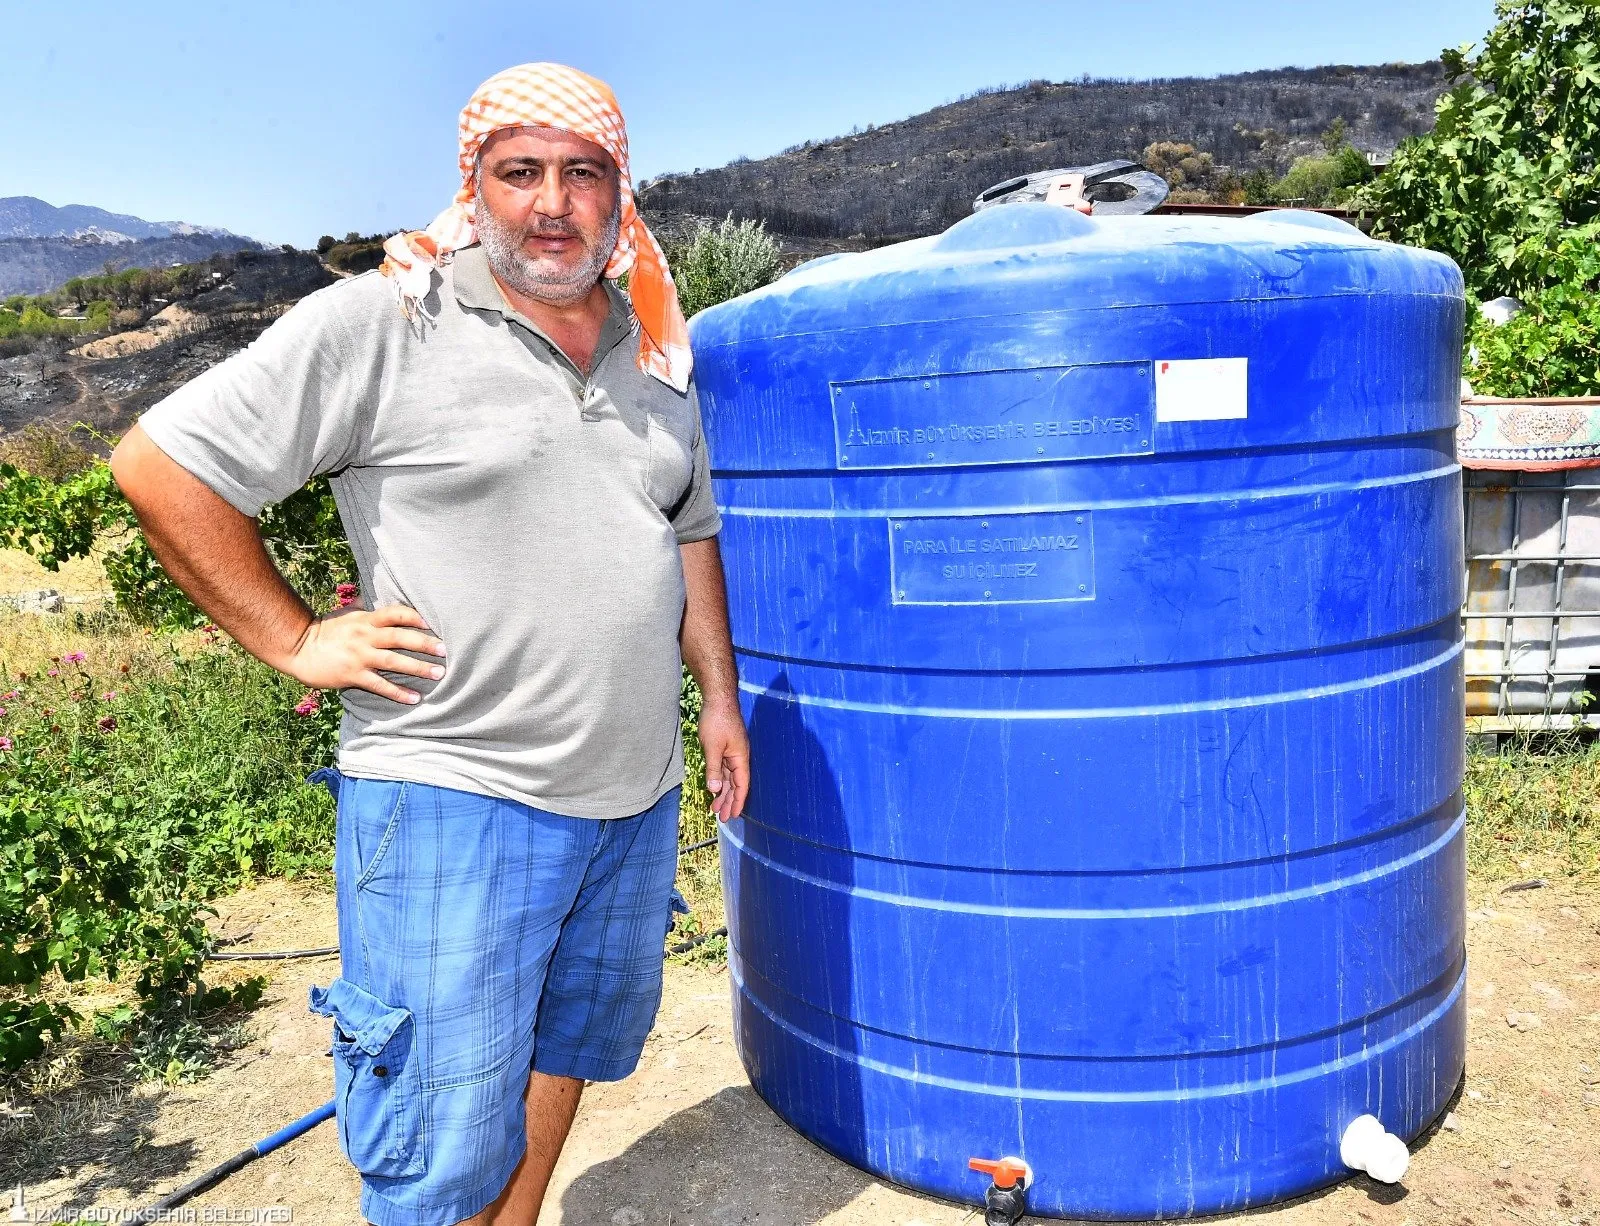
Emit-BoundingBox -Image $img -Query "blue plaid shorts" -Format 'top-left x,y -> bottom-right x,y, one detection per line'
308,773 -> 681,1226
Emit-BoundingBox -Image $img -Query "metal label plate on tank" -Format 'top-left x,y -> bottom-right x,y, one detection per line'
890,511 -> 1095,605
831,363 -> 1154,469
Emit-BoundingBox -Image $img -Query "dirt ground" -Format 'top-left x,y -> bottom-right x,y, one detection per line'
5,875 -> 1597,1226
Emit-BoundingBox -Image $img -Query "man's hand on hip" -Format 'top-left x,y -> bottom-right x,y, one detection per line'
697,699 -> 750,822
277,604 -> 448,706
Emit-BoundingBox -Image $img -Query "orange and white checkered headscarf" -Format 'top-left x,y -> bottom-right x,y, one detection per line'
380,62 -> 691,392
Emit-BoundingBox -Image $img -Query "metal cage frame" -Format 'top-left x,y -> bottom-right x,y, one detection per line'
1462,469 -> 1600,733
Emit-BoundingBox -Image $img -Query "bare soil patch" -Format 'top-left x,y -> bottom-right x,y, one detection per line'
71,305 -> 207,360
5,876 -> 1597,1226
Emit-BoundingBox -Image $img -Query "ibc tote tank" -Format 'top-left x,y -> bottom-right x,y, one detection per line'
691,203 -> 1467,1219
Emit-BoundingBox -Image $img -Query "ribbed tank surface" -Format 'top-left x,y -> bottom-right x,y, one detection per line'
691,204 -> 1467,1219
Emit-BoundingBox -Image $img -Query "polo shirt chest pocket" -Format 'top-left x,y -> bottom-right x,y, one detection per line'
644,406 -> 695,513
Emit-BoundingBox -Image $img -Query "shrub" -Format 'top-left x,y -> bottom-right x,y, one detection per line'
0,631 -> 339,1069
1142,141 -> 1216,189
666,216 -> 784,319
322,241 -> 387,275
1273,155 -> 1345,207
0,460 -> 354,629
0,426 -> 97,484
1261,126 -> 1373,208
321,232 -> 395,276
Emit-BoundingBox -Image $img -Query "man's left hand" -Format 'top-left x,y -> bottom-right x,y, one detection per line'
697,700 -> 750,822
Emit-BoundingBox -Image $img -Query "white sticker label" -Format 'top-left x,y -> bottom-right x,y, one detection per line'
1154,357 -> 1249,422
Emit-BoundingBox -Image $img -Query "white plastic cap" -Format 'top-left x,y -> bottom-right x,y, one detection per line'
1340,1114 -> 1411,1184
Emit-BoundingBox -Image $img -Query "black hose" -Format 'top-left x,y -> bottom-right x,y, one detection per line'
668,926 -> 727,955
678,836 -> 719,854
211,945 -> 340,961
148,1149 -> 257,1211
146,1101 -> 335,1212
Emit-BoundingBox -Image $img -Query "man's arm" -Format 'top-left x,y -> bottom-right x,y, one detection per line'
679,535 -> 749,821
111,425 -> 446,704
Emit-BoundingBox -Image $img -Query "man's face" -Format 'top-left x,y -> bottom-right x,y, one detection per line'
474,126 -> 621,306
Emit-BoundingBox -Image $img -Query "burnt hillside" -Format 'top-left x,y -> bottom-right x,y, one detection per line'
640,62 -> 1449,241
0,250 -> 336,442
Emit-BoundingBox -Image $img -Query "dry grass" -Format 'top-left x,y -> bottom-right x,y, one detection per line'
0,543 -> 212,680
673,842 -> 726,954
0,546 -> 112,603
1466,735 -> 1600,882
0,606 -> 153,677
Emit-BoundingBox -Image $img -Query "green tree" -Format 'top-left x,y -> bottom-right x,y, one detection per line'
1362,0 -> 1600,298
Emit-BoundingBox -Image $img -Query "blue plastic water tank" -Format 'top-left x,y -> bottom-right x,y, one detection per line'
691,204 -> 1466,1219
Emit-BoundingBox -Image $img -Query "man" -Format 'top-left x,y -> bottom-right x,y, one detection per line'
111,63 -> 750,1226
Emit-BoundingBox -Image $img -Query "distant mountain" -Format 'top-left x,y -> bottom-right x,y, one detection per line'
640,62 -> 1450,241
0,233 -> 265,297
0,196 -> 247,243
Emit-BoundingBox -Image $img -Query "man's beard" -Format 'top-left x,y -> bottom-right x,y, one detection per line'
475,193 -> 620,306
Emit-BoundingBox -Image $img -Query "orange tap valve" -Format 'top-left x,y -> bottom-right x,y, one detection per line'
968,1157 -> 1028,1189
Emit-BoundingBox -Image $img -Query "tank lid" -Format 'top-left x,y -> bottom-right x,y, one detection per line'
934,202 -> 1096,253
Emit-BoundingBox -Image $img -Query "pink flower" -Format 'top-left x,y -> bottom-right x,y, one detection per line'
97,715 -> 117,732
101,691 -> 117,702
0,690 -> 18,700
0,737 -> 11,751
47,669 -> 59,677
63,652 -> 87,664
335,583 -> 360,609
0,708 -> 7,718
293,691 -> 321,716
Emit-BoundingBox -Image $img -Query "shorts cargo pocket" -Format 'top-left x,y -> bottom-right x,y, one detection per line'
309,978 -> 425,1177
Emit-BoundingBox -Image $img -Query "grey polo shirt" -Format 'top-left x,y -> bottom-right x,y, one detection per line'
139,244 -> 721,819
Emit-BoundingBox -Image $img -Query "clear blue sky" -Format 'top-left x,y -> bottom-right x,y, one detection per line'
1,0 -> 1493,248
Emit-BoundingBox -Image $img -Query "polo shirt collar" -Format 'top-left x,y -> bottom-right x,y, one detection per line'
450,244 -> 632,356
450,243 -> 507,313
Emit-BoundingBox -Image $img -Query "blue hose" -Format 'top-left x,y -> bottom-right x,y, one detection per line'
147,1100 -> 336,1210
255,1099 -> 336,1156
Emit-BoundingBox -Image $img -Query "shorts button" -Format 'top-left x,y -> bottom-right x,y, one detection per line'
373,1065 -> 389,1078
